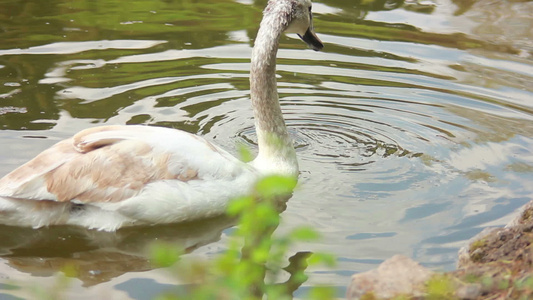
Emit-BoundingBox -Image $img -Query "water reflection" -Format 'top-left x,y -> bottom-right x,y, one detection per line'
0,216 -> 235,286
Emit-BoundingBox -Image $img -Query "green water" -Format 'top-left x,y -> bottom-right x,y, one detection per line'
1,0 -> 532,298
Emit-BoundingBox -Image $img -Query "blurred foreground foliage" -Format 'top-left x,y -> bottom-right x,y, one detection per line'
151,174 -> 336,300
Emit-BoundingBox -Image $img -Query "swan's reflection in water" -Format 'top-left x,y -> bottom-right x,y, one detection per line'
0,216 -> 237,286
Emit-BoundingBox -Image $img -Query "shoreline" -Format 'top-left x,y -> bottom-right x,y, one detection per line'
348,200 -> 533,299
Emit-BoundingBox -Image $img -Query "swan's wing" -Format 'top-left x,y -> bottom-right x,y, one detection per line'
0,125 -> 246,203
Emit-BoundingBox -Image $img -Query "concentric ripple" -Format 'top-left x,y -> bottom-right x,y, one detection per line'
236,111 -> 421,170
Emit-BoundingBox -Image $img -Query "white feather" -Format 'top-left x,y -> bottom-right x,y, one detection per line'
0,0 -> 322,231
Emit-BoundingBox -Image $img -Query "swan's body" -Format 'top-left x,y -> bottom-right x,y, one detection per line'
0,0 -> 322,231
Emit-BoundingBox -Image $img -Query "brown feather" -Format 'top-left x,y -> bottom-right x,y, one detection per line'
45,140 -> 188,203
0,139 -> 78,189
1,125 -> 202,203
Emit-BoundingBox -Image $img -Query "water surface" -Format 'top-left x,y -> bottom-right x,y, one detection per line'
0,0 -> 532,298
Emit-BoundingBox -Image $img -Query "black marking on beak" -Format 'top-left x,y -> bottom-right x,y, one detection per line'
298,28 -> 323,51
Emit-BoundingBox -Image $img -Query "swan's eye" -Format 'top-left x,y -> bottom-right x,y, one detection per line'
308,5 -> 312,12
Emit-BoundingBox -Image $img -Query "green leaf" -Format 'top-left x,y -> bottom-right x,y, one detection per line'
426,274 -> 455,298
251,247 -> 270,264
227,196 -> 253,216
290,227 -> 321,241
237,143 -> 255,163
307,253 -> 336,267
150,242 -> 183,268
309,286 -> 336,300
254,202 -> 280,225
255,175 -> 297,199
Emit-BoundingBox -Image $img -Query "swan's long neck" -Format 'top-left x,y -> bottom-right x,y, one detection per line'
250,8 -> 298,177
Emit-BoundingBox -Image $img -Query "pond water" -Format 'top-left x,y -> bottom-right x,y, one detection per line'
0,0 -> 532,298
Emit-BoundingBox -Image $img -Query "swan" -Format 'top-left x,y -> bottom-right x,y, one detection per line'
0,0 -> 323,231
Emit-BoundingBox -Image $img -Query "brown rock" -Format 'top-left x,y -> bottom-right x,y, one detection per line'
346,254 -> 433,299
453,199 -> 533,300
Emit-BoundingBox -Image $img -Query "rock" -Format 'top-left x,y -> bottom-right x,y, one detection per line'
457,227 -> 495,268
507,201 -> 533,228
346,254 -> 433,299
346,199 -> 533,299
457,201 -> 533,270
453,199 -> 533,300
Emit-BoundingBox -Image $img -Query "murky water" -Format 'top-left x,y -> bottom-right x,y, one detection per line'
1,0 -> 532,298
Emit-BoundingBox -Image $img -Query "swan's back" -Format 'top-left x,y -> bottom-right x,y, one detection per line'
0,125 -> 257,230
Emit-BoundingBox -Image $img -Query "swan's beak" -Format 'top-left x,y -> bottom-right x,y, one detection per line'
298,28 -> 323,51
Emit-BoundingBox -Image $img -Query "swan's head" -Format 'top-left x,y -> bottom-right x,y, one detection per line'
268,0 -> 323,51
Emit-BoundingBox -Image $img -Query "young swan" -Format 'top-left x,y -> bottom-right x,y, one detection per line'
0,0 -> 323,231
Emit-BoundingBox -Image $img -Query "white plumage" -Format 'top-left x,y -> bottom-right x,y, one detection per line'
0,0 -> 322,231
